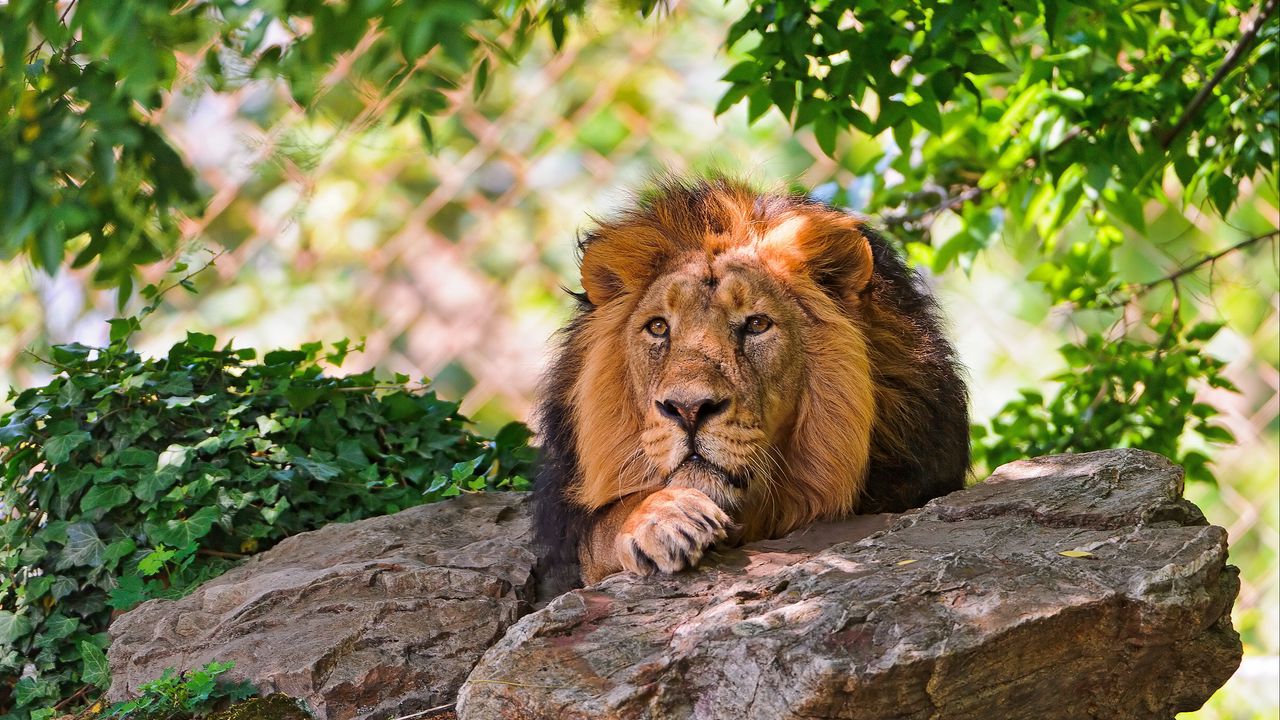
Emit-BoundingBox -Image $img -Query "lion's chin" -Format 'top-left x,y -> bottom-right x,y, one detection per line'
666,459 -> 747,512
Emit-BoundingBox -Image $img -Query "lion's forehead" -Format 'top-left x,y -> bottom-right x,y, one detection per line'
647,254 -> 781,320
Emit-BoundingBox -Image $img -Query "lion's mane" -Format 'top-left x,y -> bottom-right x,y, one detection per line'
533,177 -> 970,587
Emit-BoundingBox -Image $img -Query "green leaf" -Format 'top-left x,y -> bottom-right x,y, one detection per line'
549,12 -> 567,50
1185,322 -> 1224,342
138,546 -> 177,575
966,53 -> 1009,75
0,610 -> 33,645
715,83 -> 750,117
907,98 -> 943,135
148,506 -> 220,547
184,332 -> 217,352
80,640 -> 110,687
107,575 -> 150,611
292,455 -> 341,480
45,430 -> 92,464
81,484 -> 133,513
814,114 -> 837,157
56,522 -> 106,569
156,443 -> 192,476
1199,425 -> 1235,444
38,614 -> 79,644
103,538 -> 138,566
135,471 -> 178,503
108,317 -> 141,342
36,223 -> 64,273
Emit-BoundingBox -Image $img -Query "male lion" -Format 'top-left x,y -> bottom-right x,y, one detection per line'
534,177 -> 969,585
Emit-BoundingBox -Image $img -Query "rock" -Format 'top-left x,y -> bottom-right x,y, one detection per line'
210,694 -> 313,720
457,449 -> 1241,720
107,492 -> 535,720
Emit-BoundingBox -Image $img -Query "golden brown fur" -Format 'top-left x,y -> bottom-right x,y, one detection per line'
533,177 -> 970,585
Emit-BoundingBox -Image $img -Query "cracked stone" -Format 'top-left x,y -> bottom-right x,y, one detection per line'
106,493 -> 535,720
456,449 -> 1241,720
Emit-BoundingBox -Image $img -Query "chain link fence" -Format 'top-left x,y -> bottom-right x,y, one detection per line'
0,1 -> 1275,715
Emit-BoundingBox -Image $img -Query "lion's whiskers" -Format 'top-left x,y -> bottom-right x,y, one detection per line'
757,445 -> 794,514
614,446 -> 649,497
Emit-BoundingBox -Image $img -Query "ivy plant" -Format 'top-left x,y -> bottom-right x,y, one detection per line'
0,318 -> 533,717
101,662 -> 258,720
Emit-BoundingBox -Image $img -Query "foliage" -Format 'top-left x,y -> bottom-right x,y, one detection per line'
0,312 -> 534,717
721,0 -> 1277,248
1,1 -> 1276,713
718,0 -> 1277,473
971,315 -> 1236,483
0,0 -> 602,293
101,662 -> 256,720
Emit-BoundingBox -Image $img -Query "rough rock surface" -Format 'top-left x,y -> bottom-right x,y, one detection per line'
457,449 -> 1241,720
108,492 -> 535,720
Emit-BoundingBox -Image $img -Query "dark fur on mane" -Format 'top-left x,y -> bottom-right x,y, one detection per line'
532,176 -> 970,590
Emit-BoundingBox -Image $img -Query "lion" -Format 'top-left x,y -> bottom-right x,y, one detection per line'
532,176 -> 970,586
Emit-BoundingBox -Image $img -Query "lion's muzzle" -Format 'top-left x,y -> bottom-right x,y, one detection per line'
654,396 -> 729,431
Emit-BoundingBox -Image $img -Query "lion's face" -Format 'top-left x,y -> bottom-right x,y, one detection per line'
629,251 -> 806,511
565,182 -> 879,538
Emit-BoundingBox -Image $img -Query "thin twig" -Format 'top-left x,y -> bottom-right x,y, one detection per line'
22,349 -> 74,372
1159,0 -> 1280,148
334,383 -> 432,392
140,248 -> 228,316
882,186 -> 983,227
1092,229 -> 1278,310
51,683 -> 93,711
24,0 -> 78,63
197,548 -> 246,560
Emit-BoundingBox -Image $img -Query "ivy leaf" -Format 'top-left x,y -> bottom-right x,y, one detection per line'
38,614 -> 79,644
81,484 -> 133,513
0,610 -> 33,645
135,470 -> 178,503
292,455 -> 341,480
45,430 -> 92,464
148,506 -> 220,547
107,575 -> 150,611
56,522 -> 107,569
12,677 -> 54,707
50,575 -> 79,600
103,538 -> 137,566
80,640 -> 111,687
156,443 -> 192,476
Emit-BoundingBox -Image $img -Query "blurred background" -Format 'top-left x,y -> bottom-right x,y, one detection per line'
0,0 -> 1275,716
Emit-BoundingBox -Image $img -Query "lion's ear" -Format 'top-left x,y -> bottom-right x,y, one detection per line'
760,214 -> 874,300
579,227 -> 674,305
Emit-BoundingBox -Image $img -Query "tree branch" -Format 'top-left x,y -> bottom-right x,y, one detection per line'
23,0 -> 78,63
881,185 -> 983,227
1093,229 -> 1279,310
879,125 -> 1078,229
1159,0 -> 1279,149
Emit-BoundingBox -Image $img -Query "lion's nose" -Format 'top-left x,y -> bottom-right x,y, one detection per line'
656,397 -> 729,431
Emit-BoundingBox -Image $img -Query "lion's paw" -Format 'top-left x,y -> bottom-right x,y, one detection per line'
616,487 -> 732,576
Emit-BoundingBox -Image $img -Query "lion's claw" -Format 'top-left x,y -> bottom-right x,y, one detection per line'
616,487 -> 732,575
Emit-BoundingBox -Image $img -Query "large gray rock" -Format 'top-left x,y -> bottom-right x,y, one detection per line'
457,449 -> 1241,720
108,492 -> 535,720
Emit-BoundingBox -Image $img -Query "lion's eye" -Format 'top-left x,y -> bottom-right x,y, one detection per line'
744,315 -> 773,335
645,318 -> 669,337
